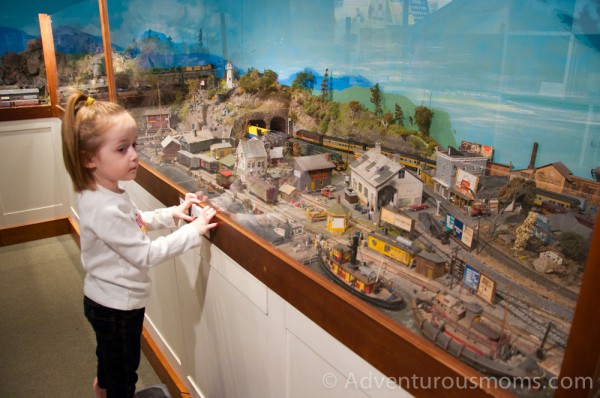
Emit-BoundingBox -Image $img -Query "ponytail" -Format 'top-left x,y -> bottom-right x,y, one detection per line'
61,90 -> 128,192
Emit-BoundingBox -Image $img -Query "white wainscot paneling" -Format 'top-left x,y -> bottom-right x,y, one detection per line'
145,231 -> 189,369
285,304 -> 413,398
176,242 -> 285,398
0,119 -> 69,227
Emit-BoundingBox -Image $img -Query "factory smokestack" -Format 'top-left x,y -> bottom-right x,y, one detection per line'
529,142 -> 539,169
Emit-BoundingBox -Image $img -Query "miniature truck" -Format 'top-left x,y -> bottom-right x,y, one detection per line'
321,187 -> 335,199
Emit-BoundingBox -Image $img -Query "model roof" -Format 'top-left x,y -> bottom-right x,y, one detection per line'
295,154 -> 336,171
182,129 -> 214,143
279,183 -> 297,195
351,148 -> 403,186
239,139 -> 268,158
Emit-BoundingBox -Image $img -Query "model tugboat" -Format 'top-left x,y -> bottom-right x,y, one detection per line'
412,292 -> 545,380
317,233 -> 404,310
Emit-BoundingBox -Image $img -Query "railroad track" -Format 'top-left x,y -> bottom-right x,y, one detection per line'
414,222 -> 575,322
482,243 -> 579,303
496,292 -> 569,349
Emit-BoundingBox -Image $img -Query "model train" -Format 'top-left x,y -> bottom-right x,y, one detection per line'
151,64 -> 214,74
0,88 -> 41,107
247,175 -> 278,204
366,231 -> 421,267
533,188 -> 583,212
292,130 -> 436,174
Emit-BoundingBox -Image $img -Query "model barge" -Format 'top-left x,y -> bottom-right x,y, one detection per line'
412,292 -> 545,380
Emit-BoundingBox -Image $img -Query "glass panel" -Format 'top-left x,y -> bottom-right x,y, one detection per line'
49,0 -> 105,106
0,7 -> 46,105
60,0 -> 600,394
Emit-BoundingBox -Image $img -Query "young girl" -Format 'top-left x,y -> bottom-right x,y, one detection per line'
61,91 -> 217,398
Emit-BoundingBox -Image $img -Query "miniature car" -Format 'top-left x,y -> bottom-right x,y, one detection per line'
321,188 -> 335,199
470,205 -> 491,217
354,203 -> 369,214
410,203 -> 429,211
325,185 -> 336,192
541,201 -> 567,214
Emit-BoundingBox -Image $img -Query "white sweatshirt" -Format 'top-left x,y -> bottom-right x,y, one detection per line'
78,185 -> 201,310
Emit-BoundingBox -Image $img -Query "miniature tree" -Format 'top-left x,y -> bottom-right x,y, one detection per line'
348,100 -> 361,119
237,67 -> 260,93
490,177 -> 537,234
414,106 -> 434,136
558,232 -> 589,263
370,83 -> 383,117
394,103 -> 404,126
292,69 -> 316,91
513,211 -> 538,254
259,69 -> 278,91
320,68 -> 330,101
381,112 -> 394,129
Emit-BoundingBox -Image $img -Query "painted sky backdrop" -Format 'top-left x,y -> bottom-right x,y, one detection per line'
2,0 -> 599,178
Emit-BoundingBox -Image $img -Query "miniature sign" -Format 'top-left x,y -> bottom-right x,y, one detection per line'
463,264 -> 480,290
454,169 -> 479,198
460,140 -> 494,159
461,225 -> 474,248
380,206 -> 415,233
477,273 -> 496,303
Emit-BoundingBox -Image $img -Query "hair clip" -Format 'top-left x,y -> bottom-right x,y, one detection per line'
85,96 -> 95,105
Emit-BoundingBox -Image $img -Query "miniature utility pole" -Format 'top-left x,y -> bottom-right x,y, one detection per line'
536,322 -> 553,360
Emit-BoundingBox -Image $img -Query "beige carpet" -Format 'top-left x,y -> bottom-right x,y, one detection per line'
0,235 -> 160,397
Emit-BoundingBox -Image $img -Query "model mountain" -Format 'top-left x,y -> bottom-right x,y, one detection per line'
0,26 -> 35,55
53,25 -> 124,54
281,67 -> 372,91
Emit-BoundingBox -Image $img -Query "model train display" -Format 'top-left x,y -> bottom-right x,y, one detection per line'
293,129 -> 436,174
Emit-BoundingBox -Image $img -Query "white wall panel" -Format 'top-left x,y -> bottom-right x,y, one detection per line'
285,304 -> 412,398
0,119 -> 69,227
177,242 -> 284,398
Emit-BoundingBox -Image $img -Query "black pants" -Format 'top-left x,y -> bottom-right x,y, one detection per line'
84,296 -> 145,398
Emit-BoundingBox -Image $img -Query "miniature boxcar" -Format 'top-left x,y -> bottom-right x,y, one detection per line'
247,176 -> 278,204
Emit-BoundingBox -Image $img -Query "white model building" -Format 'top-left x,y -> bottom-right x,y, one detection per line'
350,144 -> 423,210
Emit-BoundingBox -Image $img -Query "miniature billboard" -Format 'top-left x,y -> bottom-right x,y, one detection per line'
444,213 -> 474,248
460,141 -> 494,159
446,213 -> 455,229
463,264 -> 480,290
461,225 -> 474,248
477,273 -> 496,303
454,168 -> 479,197
380,206 -> 415,233
454,218 -> 464,239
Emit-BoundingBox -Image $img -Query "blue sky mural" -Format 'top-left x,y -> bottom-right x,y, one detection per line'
1,0 -> 599,178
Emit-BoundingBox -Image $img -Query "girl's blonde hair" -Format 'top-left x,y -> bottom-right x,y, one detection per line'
61,90 -> 135,192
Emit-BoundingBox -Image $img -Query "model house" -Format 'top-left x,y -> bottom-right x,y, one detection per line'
293,153 -> 336,192
350,145 -> 423,210
236,139 -> 268,182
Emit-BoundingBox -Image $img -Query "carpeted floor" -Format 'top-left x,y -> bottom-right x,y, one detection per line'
0,235 -> 161,397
